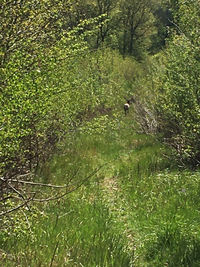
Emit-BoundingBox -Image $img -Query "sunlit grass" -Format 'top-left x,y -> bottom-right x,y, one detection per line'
1,189 -> 131,266
117,166 -> 200,266
1,114 -> 200,266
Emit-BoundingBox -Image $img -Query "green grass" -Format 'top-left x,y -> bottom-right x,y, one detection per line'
1,202 -> 130,266
117,169 -> 200,266
1,113 -> 200,266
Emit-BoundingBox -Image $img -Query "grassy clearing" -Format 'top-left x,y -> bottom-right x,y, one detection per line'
1,112 -> 200,266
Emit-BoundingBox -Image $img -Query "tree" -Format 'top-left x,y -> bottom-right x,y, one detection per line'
0,0 -> 106,213
119,0 -> 155,58
150,1 -> 173,53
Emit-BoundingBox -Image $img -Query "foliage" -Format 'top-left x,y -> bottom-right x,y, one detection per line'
1,1 -> 200,266
1,111 -> 200,266
0,117 -> 134,266
67,0 -> 168,58
155,0 -> 200,165
0,0 -> 113,218
0,27 -> 139,213
150,1 -> 173,53
118,0 -> 156,58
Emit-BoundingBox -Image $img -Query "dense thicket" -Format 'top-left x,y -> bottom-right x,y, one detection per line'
156,0 -> 200,166
0,0 -> 166,198
0,0 -> 110,207
1,1 -> 200,266
0,0 -> 199,214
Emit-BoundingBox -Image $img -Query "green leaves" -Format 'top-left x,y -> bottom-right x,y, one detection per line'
0,0 -> 107,176
156,0 -> 200,165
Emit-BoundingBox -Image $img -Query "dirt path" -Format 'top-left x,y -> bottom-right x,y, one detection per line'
101,172 -> 135,266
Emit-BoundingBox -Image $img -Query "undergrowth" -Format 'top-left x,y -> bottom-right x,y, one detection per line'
1,112 -> 200,266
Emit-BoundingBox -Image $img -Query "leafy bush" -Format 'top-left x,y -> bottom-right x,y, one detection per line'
155,0 -> 200,166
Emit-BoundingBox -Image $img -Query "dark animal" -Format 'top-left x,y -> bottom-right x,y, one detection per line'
124,100 -> 130,116
124,97 -> 135,116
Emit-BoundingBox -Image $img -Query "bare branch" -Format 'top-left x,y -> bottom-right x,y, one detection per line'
8,183 -> 25,200
7,183 -> 31,211
11,180 -> 70,189
0,195 -> 13,202
32,164 -> 105,202
50,241 -> 59,267
0,196 -> 35,216
15,173 -> 33,179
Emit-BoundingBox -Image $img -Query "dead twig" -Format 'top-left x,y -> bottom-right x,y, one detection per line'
49,240 -> 59,267
0,195 -> 35,216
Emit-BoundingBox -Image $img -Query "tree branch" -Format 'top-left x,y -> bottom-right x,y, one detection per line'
11,179 -> 70,188
32,164 -> 105,202
0,196 -> 35,216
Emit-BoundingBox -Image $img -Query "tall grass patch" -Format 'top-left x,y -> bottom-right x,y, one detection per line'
0,188 -> 131,266
1,107 -> 200,266
117,163 -> 200,266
